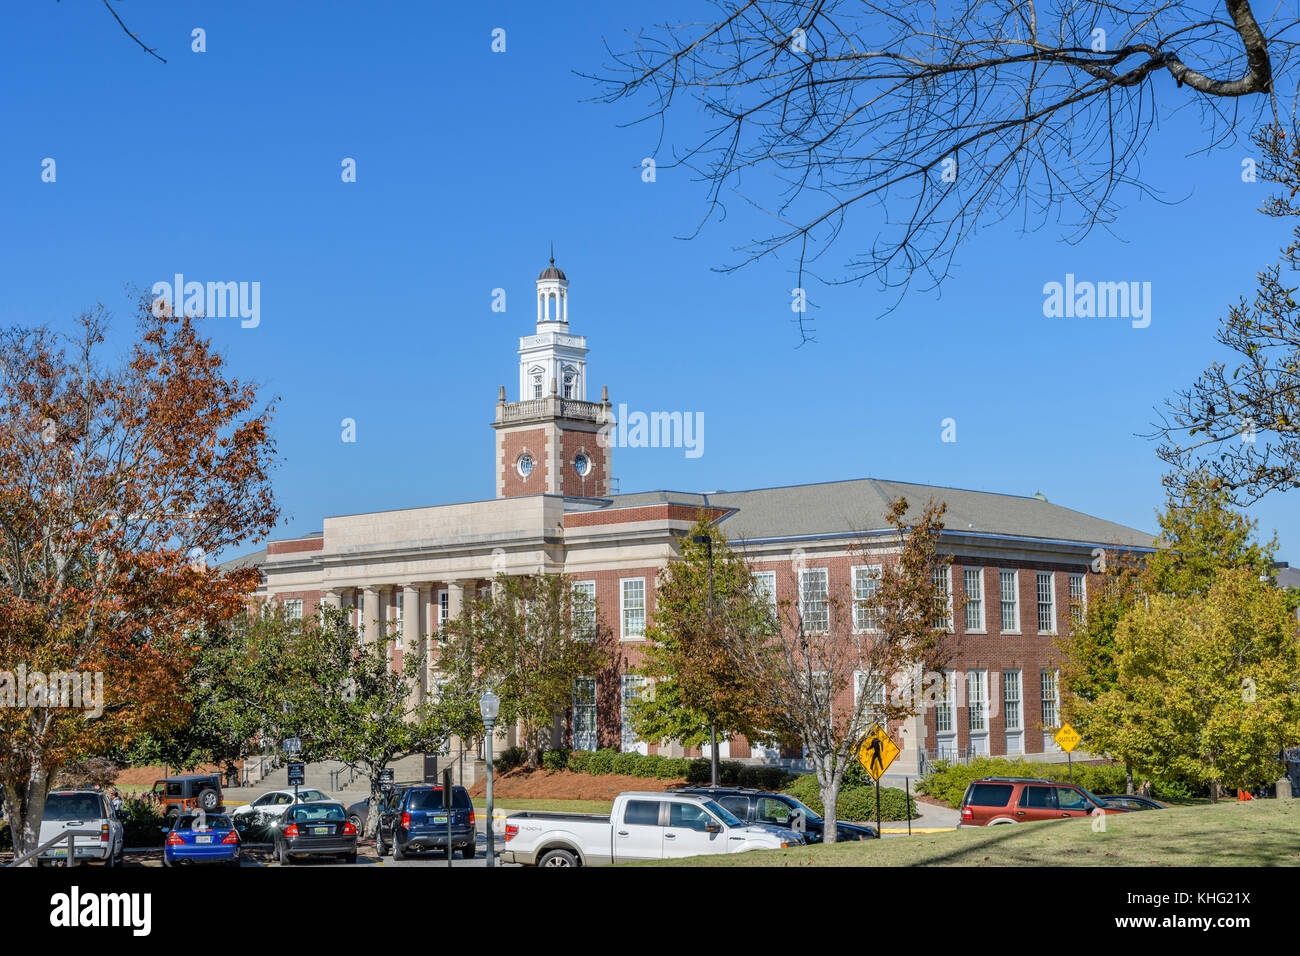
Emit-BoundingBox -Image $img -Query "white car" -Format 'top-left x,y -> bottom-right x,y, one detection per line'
232,788 -> 337,827
37,790 -> 124,866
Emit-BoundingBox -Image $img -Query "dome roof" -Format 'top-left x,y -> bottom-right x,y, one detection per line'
538,257 -> 567,281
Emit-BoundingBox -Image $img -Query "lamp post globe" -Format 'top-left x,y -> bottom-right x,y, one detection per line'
479,689 -> 500,867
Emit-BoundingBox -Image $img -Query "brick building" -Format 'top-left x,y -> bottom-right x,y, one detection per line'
240,257 -> 1154,775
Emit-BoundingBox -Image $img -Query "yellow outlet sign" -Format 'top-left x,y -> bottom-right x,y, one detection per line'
1054,723 -> 1082,753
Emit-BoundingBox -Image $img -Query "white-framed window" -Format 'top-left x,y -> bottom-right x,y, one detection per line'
620,674 -> 647,753
935,671 -> 956,735
1003,670 -> 1023,732
999,570 -> 1019,632
967,670 -> 988,733
620,578 -> 646,640
562,366 -> 577,399
1040,669 -> 1060,729
573,677 -> 597,751
572,580 -> 597,640
529,366 -> 544,399
963,568 -> 984,632
931,565 -> 952,630
852,565 -> 883,632
1068,573 -> 1087,626
854,670 -> 886,731
798,568 -> 829,632
1036,571 -> 1056,634
283,599 -> 303,620
437,589 -> 449,627
752,570 -> 777,611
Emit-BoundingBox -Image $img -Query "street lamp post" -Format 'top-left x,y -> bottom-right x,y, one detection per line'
692,534 -> 719,788
479,690 -> 500,868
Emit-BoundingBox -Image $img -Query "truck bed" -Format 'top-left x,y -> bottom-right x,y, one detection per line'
503,810 -> 610,823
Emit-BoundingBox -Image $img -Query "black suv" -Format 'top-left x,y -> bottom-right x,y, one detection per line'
375,785 -> 476,860
680,787 -> 878,842
152,774 -> 224,821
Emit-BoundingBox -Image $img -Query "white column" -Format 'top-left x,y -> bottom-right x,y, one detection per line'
362,585 -> 381,645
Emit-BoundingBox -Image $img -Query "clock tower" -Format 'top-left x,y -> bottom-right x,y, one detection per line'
492,253 -> 614,499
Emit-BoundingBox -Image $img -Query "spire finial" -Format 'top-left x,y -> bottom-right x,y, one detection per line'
549,240 -> 555,266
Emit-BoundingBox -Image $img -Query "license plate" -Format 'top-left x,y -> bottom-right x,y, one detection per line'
196,835 -> 212,844
313,826 -> 330,835
432,815 -> 447,825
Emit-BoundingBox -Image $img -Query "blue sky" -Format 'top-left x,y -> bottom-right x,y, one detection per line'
2,1 -> 1296,561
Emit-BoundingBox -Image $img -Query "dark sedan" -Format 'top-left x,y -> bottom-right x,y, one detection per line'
1100,794 -> 1167,811
275,802 -> 357,865
680,787 -> 877,842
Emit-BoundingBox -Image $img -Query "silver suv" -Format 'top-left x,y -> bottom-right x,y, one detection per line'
37,790 -> 125,866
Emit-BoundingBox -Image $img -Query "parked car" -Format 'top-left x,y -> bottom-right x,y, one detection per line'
375,785 -> 476,860
152,774 -> 224,821
958,777 -> 1129,826
232,787 -> 335,831
37,790 -> 124,866
274,802 -> 357,865
681,786 -> 874,842
1100,794 -> 1167,811
163,812 -> 243,867
502,791 -> 800,867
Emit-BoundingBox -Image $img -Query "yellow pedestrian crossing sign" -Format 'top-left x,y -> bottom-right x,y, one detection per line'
1054,724 -> 1082,753
858,725 -> 899,781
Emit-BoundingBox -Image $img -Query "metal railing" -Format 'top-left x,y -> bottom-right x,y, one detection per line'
6,829 -> 102,868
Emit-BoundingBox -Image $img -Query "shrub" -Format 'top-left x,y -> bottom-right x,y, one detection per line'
783,774 -> 918,821
566,750 -> 591,774
541,749 -> 569,772
494,746 -> 528,774
685,758 -> 797,789
119,798 -> 169,848
586,749 -> 618,775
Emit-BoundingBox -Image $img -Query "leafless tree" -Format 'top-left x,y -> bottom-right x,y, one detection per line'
56,0 -> 166,63
1151,122 -> 1300,505
593,1 -> 1294,340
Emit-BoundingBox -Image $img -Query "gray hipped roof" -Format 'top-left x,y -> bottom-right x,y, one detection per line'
607,477 -> 1155,549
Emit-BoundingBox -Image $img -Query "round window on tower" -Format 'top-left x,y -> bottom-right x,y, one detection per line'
516,453 -> 534,479
574,453 -> 591,477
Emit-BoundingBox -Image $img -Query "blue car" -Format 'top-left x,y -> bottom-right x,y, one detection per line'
376,785 -> 476,860
163,812 -> 243,867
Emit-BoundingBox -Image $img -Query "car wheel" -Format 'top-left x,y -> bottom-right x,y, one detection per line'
375,832 -> 386,856
344,852 -> 357,865
460,843 -> 476,860
162,855 -> 172,868
349,814 -> 362,830
197,788 -> 220,812
539,848 -> 578,868
278,842 -> 291,866
393,838 -> 406,861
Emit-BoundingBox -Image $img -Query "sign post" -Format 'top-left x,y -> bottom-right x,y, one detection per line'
857,725 -> 900,839
1054,723 -> 1082,782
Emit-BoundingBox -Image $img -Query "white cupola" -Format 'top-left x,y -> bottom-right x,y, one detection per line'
518,249 -> 588,401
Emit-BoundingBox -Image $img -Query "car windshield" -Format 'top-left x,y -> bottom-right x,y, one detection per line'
44,793 -> 104,821
175,814 -> 233,831
780,796 -> 822,823
289,804 -> 345,822
702,800 -> 744,828
300,790 -> 328,802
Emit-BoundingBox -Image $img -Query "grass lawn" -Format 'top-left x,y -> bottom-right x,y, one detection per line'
639,799 -> 1300,866
472,798 -> 612,815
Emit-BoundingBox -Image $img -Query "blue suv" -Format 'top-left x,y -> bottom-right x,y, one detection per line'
376,785 -> 476,860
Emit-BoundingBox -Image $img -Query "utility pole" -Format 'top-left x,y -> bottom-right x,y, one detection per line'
692,534 -> 719,788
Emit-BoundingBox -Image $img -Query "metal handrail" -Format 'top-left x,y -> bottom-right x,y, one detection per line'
6,829 -> 102,868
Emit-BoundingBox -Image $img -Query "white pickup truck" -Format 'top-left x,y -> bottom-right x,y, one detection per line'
500,791 -> 800,866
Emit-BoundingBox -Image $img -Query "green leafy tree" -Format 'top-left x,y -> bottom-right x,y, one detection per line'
437,573 -> 612,770
631,518 -> 779,762
1093,569 -> 1300,800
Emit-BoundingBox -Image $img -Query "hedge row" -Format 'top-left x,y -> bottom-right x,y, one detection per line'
496,746 -> 796,790
915,757 -> 1131,808
783,774 -> 919,822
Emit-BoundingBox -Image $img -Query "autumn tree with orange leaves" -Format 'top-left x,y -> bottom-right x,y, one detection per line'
0,298 -> 278,862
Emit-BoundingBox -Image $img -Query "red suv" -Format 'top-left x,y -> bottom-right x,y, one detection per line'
958,777 -> 1127,826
